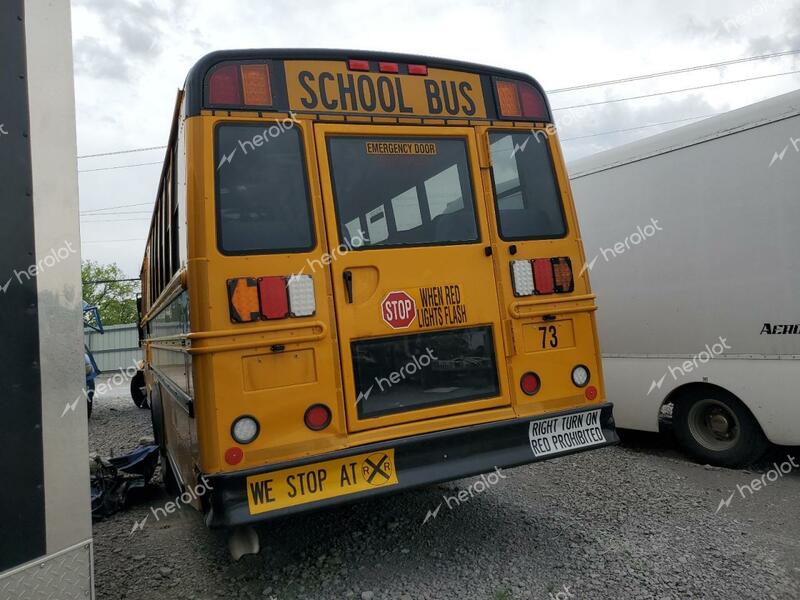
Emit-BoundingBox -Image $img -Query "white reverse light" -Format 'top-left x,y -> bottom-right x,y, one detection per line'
287,274 -> 316,317
511,260 -> 535,296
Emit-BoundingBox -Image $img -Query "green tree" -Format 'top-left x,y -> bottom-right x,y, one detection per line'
81,260 -> 139,326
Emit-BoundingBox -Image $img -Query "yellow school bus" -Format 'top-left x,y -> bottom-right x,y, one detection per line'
138,49 -> 618,544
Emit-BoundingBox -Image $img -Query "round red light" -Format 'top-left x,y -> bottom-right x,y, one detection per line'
304,404 -> 332,431
585,386 -> 598,401
224,447 -> 243,465
520,372 -> 541,396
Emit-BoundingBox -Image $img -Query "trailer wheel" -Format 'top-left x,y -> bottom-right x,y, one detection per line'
673,389 -> 768,468
130,370 -> 148,409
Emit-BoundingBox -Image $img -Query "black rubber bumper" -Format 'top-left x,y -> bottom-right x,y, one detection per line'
204,402 -> 618,528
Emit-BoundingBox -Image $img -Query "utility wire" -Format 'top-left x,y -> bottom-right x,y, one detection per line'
78,161 -> 162,173
552,69 -> 800,111
73,49 -> 800,164
78,145 -> 167,159
81,202 -> 153,213
548,48 -> 800,93
560,113 -> 720,142
81,238 -> 143,244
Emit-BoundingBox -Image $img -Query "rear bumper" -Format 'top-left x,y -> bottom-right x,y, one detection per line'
203,402 -> 618,528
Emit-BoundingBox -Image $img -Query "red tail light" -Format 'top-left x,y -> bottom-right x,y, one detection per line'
224,447 -> 243,465
304,404 -> 332,431
208,63 -> 242,105
532,259 -> 555,295
348,59 -> 370,71
258,276 -> 289,320
585,386 -> 598,401
520,372 -> 541,396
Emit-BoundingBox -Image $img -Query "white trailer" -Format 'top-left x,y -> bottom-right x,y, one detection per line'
569,89 -> 800,467
0,1 -> 93,598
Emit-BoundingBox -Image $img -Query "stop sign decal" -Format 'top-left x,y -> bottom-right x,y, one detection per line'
381,291 -> 417,329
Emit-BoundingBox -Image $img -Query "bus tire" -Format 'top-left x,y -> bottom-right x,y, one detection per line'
86,379 -> 95,419
673,388 -> 768,468
131,370 -> 149,409
149,383 -> 166,454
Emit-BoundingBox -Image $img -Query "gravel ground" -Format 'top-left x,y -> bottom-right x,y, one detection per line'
89,375 -> 800,600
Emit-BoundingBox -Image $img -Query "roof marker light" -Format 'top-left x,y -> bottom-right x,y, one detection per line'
348,59 -> 370,71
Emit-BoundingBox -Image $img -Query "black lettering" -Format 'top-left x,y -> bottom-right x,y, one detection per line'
286,475 -> 297,498
460,81 -> 477,115
319,72 -> 338,109
425,79 -> 442,114
357,75 -> 377,111
337,73 -> 357,111
377,76 -> 396,112
395,78 -> 414,113
760,323 -> 773,335
317,469 -> 328,492
442,80 -> 459,115
250,480 -> 275,504
298,71 -> 318,109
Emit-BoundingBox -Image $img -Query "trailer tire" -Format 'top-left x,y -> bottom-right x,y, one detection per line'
673,388 -> 768,468
130,370 -> 148,409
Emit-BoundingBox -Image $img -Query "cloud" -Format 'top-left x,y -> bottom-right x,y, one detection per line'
72,0 -> 185,80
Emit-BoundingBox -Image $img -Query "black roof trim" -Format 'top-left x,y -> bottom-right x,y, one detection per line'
183,48 -> 552,119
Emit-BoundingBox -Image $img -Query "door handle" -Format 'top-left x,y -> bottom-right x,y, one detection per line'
484,246 -> 493,257
343,270 -> 354,303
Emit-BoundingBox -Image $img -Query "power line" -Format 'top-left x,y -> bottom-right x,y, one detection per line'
72,49 -> 800,165
560,113 -> 720,142
78,161 -> 162,173
83,278 -> 140,284
81,238 -> 143,244
80,218 -> 150,223
552,69 -> 800,111
548,48 -> 800,94
80,210 -> 152,216
81,202 -> 154,214
78,145 -> 167,159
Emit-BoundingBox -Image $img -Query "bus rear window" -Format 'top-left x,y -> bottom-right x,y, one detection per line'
215,124 -> 314,254
488,132 -> 566,239
328,137 -> 479,248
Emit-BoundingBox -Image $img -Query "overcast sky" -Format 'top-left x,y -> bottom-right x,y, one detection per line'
71,0 -> 800,277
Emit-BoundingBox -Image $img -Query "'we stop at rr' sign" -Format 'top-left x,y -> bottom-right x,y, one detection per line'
381,291 -> 417,329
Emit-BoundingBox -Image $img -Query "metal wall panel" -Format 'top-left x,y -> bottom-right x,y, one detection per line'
84,323 -> 143,372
